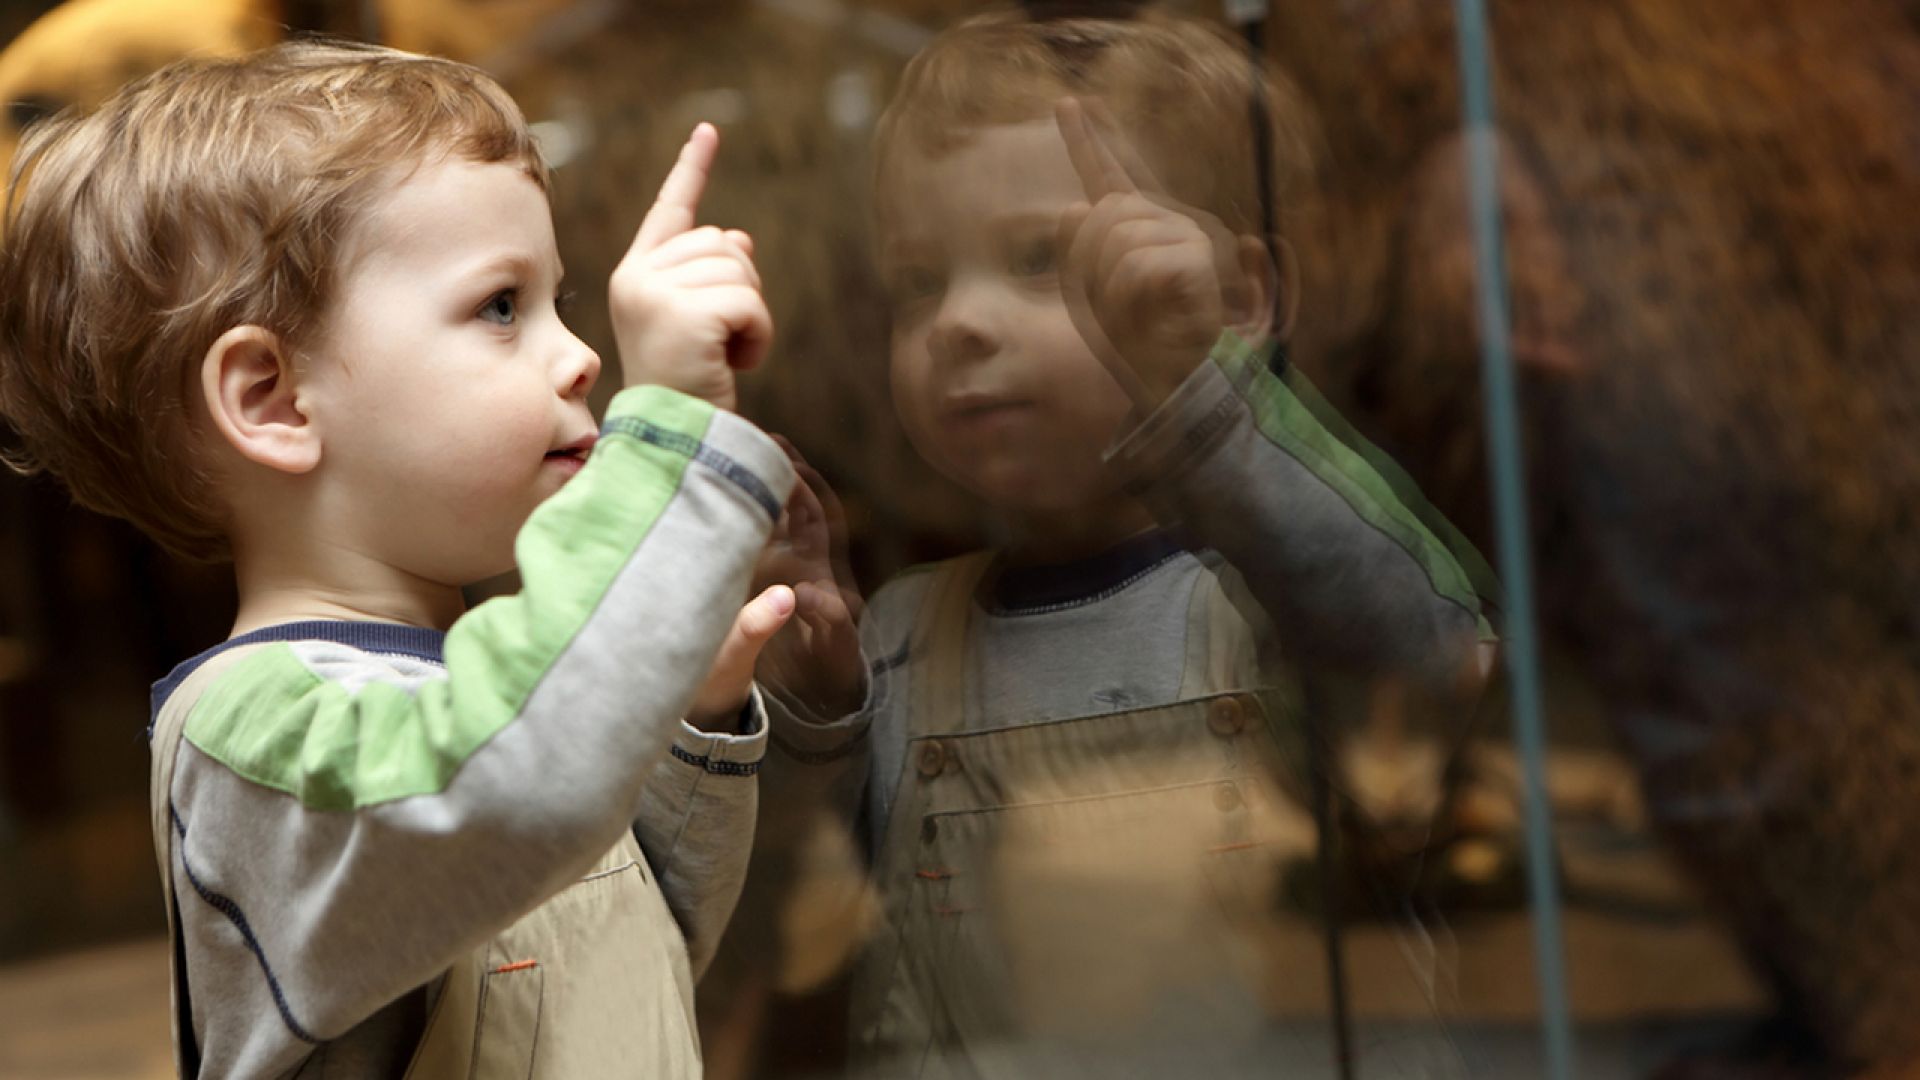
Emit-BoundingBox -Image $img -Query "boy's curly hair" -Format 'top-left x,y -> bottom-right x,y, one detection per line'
872,8 -> 1319,240
0,39 -> 547,561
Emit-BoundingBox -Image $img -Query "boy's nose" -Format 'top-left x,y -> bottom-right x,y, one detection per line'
928,279 -> 1002,367
555,336 -> 601,399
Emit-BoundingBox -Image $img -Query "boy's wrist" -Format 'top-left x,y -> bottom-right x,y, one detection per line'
783,671 -> 867,722
1135,327 -> 1265,409
618,371 -> 736,412
686,696 -> 756,734
763,674 -> 875,750
604,382 -> 711,423
1105,339 -> 1243,485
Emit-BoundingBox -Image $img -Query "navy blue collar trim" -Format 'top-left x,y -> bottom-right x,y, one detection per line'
149,620 -> 448,732
983,529 -> 1189,615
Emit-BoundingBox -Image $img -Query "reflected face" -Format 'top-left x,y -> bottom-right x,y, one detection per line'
879,120 -> 1137,514
301,157 -> 602,586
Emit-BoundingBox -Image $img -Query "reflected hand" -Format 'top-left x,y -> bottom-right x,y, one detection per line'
610,123 -> 773,410
1055,97 -> 1264,411
753,437 -> 866,717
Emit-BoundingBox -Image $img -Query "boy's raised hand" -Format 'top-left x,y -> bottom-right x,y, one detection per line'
687,584 -> 796,731
1055,97 -> 1265,411
610,123 -> 772,411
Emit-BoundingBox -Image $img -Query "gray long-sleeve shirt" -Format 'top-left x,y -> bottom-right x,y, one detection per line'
151,386 -> 796,1078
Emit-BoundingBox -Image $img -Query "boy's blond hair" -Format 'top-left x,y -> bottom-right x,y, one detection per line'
873,8 -> 1318,240
0,39 -> 547,561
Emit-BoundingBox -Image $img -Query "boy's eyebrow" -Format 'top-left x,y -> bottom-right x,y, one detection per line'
877,235 -> 932,264
881,208 -> 1060,243
983,210 -> 1064,236
458,251 -> 564,284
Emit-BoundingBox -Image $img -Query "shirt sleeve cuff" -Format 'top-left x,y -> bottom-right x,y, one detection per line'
1105,333 -> 1253,485
670,686 -> 771,777
762,675 -> 874,764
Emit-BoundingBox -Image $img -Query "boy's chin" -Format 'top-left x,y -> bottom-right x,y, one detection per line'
959,474 -> 1129,519
463,563 -> 525,600
433,539 -> 522,593
943,454 -> 1111,503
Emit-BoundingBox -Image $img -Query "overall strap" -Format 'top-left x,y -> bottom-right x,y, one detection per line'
906,553 -> 996,739
149,643 -> 268,1078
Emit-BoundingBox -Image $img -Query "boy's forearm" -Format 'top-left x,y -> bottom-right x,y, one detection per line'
631,688 -> 772,982
167,386 -> 796,1045
1111,336 -> 1496,689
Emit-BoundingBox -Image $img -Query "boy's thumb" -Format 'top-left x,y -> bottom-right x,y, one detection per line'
739,584 -> 795,640
689,586 -> 795,726
716,584 -> 795,671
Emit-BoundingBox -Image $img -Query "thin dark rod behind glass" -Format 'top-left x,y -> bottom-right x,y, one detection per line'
1012,1 -> 1362,1073
1227,11 -> 1357,1079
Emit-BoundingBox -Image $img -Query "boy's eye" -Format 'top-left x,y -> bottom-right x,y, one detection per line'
886,266 -> 943,306
480,289 -> 518,326
1010,241 -> 1056,278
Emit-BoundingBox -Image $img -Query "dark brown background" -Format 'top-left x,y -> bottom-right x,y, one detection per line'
2,1 -> 1916,1076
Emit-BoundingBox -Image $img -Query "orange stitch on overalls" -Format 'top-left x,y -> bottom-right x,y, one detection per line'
1208,841 -> 1261,854
915,868 -> 953,880
492,959 -> 539,974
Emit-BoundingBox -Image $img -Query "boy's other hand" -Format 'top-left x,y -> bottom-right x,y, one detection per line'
753,437 -> 867,719
688,584 -> 796,731
610,123 -> 773,411
1055,97 -> 1267,412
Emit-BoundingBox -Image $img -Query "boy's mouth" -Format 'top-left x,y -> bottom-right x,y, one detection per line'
944,388 -> 1032,415
544,433 -> 597,471
943,394 -> 1036,431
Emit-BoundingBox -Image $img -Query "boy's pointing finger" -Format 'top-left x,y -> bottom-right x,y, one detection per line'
634,123 -> 719,251
1082,96 -> 1165,192
1056,96 -> 1135,200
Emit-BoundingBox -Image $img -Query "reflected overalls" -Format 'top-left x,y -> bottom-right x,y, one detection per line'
848,552 -> 1469,1079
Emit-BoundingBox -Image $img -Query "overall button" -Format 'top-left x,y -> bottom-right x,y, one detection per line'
1208,695 -> 1247,736
916,740 -> 949,778
920,817 -> 940,844
1214,784 -> 1244,813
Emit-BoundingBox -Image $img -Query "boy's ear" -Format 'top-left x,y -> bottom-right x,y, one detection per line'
200,325 -> 320,475
1235,235 -> 1302,344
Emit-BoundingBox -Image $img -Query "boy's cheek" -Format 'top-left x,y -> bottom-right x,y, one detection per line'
887,353 -> 938,439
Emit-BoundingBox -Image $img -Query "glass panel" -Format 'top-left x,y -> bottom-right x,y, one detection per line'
1,2 -> 1912,1078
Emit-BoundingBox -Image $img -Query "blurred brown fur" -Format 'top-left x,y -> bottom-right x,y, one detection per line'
1264,0 -> 1920,1070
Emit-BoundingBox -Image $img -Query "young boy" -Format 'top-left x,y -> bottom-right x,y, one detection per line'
742,9 -> 1500,1075
0,41 -> 796,1077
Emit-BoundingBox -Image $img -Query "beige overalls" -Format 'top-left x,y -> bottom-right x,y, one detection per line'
845,553 -> 1357,1077
149,646 -> 703,1079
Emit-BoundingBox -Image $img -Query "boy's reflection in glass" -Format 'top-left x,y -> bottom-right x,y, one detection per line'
739,11 -> 1498,1076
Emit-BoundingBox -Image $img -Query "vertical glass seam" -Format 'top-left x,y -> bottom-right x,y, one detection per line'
1450,2 -> 1578,1077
